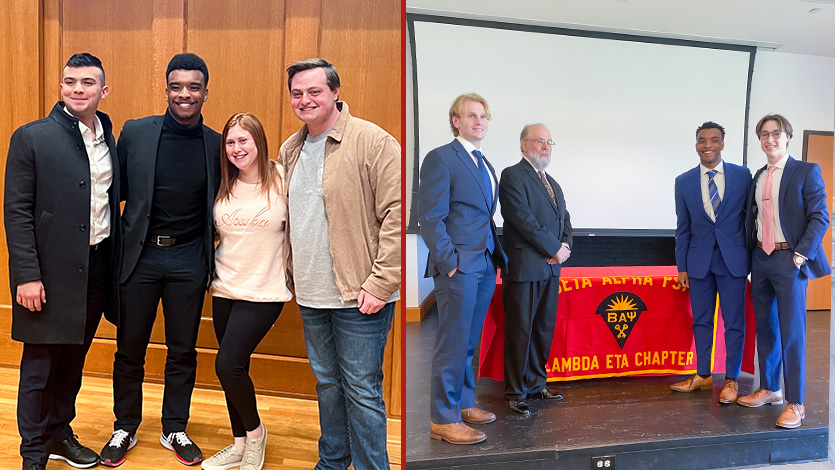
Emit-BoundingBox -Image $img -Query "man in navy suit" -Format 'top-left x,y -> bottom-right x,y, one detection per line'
418,93 -> 507,445
736,114 -> 829,429
499,123 -> 572,416
672,121 -> 751,404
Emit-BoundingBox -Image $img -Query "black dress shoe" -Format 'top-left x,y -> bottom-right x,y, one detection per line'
48,434 -> 100,468
507,399 -> 531,415
533,388 -> 564,401
23,462 -> 45,470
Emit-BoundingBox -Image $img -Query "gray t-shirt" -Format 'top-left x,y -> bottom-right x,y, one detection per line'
288,130 -> 358,308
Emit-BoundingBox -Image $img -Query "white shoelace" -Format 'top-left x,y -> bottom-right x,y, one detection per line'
168,431 -> 193,446
108,430 -> 131,448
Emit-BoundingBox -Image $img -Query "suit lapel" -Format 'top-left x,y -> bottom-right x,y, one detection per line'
145,117 -> 164,206
522,160 -> 558,214
779,156 -> 798,217
451,139 -> 492,211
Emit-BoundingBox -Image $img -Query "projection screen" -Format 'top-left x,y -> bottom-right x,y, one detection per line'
409,16 -> 755,234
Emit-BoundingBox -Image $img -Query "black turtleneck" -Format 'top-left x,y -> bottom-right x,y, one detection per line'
147,111 -> 207,241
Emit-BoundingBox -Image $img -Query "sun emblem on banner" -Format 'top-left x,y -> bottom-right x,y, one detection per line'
595,291 -> 648,348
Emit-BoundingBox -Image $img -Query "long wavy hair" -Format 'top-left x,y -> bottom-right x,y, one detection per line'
217,113 -> 281,203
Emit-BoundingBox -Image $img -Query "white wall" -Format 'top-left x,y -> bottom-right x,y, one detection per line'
405,47 -> 835,308
746,51 -> 835,170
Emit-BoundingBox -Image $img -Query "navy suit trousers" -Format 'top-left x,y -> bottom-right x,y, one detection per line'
688,245 -> 746,378
430,254 -> 496,424
750,247 -> 808,404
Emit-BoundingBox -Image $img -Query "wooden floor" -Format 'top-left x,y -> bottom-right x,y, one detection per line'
0,366 -> 401,469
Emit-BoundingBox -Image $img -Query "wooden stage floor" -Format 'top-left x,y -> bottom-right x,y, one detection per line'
0,366 -> 401,469
406,308 -> 829,470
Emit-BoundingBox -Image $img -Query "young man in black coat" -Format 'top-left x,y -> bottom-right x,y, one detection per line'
4,53 -> 120,470
100,53 -> 221,467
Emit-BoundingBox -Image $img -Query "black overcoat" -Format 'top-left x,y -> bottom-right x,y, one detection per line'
4,102 -> 121,344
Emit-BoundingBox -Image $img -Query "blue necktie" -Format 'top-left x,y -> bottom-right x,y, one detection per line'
473,149 -> 495,253
707,169 -> 721,216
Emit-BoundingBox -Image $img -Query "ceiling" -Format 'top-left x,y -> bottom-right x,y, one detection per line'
405,0 -> 835,57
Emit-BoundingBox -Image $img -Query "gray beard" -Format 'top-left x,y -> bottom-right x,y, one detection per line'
526,151 -> 550,171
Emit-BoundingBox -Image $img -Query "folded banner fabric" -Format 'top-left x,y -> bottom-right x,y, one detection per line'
479,266 -> 756,381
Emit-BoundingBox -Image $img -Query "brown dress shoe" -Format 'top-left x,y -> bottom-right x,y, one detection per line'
429,421 -> 486,445
718,379 -> 738,404
461,407 -> 496,424
776,403 -> 805,429
736,388 -> 783,407
670,374 -> 713,392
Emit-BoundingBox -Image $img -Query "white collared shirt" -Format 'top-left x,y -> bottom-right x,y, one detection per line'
65,107 -> 112,245
754,154 -> 789,243
700,161 -> 725,222
456,135 -> 495,195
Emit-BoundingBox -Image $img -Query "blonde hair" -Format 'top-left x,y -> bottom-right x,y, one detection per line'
448,93 -> 491,137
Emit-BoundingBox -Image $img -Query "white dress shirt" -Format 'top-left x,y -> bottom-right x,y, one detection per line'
700,161 -> 725,222
456,135 -> 495,196
754,154 -> 789,243
65,107 -> 112,245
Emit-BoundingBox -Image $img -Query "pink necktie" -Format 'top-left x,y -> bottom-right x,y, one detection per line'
761,166 -> 778,255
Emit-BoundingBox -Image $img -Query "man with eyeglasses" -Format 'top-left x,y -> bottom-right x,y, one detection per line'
498,123 -> 572,416
418,93 -> 507,444
671,121 -> 751,404
736,114 -> 829,429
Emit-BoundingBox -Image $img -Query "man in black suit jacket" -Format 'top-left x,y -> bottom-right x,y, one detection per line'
5,53 -> 119,470
100,53 -> 220,467
498,123 -> 573,415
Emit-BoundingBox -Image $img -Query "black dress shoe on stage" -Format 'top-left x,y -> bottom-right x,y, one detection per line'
48,434 -> 100,468
23,462 -> 45,470
507,399 -> 531,415
533,388 -> 564,401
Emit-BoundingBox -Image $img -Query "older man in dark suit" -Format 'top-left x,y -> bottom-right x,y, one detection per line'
5,53 -> 120,470
736,114 -> 829,429
418,93 -> 507,445
498,123 -> 572,415
100,53 -> 220,467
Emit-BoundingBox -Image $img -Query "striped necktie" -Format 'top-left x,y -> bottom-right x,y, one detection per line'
707,169 -> 721,217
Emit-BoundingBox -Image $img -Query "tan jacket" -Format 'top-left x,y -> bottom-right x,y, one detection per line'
279,102 -> 401,302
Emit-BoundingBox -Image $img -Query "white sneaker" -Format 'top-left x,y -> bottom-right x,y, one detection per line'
201,444 -> 243,470
240,424 -> 267,470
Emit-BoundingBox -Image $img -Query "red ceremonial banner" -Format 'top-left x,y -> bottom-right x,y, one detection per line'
479,266 -> 756,381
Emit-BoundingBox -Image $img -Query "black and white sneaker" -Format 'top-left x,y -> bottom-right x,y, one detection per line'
160,431 -> 203,465
99,429 -> 137,467
48,434 -> 100,468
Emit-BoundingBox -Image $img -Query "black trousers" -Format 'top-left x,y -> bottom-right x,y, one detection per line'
502,276 -> 560,400
18,245 -> 109,465
112,237 -> 207,434
211,297 -> 283,436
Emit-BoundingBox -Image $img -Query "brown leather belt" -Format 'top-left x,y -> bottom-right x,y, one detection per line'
757,241 -> 791,251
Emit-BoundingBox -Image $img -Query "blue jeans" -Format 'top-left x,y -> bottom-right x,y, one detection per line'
299,303 -> 394,470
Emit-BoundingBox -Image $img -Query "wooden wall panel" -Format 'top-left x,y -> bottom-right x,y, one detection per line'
186,0 -> 286,142
58,0 -> 184,133
805,133 -> 833,310
320,0 -> 401,143
280,0 -> 322,142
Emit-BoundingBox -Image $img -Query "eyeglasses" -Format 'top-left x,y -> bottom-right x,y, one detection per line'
524,138 -> 555,146
758,130 -> 784,140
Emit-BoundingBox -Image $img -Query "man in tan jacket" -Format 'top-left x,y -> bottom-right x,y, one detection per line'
279,58 -> 400,470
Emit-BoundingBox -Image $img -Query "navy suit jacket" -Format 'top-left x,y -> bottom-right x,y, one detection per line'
675,162 -> 751,279
418,139 -> 507,277
499,159 -> 572,282
745,156 -> 830,280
